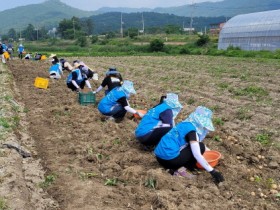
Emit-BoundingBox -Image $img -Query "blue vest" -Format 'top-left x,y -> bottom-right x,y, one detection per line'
135,103 -> 171,137
18,46 -> 24,53
66,69 -> 83,84
154,122 -> 196,160
98,87 -> 126,114
49,64 -> 60,74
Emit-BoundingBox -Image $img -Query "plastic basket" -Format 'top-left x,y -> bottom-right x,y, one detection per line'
78,92 -> 95,106
34,77 -> 49,89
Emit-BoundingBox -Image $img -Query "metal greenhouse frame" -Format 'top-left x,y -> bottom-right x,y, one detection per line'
218,9 -> 280,51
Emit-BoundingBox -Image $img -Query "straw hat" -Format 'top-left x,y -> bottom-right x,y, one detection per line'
74,62 -> 81,68
49,53 -> 56,58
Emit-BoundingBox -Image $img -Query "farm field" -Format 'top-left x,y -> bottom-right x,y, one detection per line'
2,55 -> 280,209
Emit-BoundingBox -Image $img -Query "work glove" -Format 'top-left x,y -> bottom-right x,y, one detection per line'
210,169 -> 224,184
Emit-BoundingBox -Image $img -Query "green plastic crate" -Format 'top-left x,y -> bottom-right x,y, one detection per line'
78,92 -> 96,106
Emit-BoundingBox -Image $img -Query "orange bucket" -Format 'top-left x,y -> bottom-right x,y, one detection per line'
133,110 -> 147,119
196,150 -> 221,169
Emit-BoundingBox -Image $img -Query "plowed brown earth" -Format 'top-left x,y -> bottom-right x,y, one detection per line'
7,55 -> 280,209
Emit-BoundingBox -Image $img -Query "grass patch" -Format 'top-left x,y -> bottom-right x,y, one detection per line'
0,197 -> 9,210
104,178 -> 118,186
229,85 -> 268,100
79,172 -> 97,181
145,178 -> 157,189
213,117 -> 224,126
255,132 -> 271,145
39,174 -> 57,188
236,107 -> 252,121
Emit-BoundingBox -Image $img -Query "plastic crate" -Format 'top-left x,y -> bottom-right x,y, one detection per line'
34,77 -> 49,89
78,91 -> 96,106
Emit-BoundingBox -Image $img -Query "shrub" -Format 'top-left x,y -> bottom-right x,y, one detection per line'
150,39 -> 164,52
196,34 -> 210,47
76,36 -> 87,47
91,35 -> 98,44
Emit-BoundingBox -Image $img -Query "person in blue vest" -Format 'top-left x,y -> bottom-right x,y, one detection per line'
98,80 -> 142,121
49,62 -> 63,79
66,64 -> 92,92
154,106 -> 225,183
17,44 -> 24,59
135,93 -> 182,147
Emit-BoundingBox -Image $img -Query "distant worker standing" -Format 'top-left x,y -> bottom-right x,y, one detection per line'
17,44 -> 25,59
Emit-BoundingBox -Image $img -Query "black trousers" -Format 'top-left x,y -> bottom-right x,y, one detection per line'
137,127 -> 172,146
67,81 -> 86,91
156,142 -> 206,172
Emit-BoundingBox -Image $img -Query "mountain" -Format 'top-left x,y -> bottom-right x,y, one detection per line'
0,0 -> 95,33
88,12 -> 227,34
95,0 -> 280,17
1,0 -> 280,35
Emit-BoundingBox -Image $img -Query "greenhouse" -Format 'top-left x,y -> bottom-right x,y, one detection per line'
218,9 -> 280,51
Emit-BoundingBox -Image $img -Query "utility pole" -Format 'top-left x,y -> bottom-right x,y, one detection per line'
189,0 -> 196,35
120,13 -> 123,38
142,12 -> 144,34
73,19 -> 76,39
35,28 -> 39,40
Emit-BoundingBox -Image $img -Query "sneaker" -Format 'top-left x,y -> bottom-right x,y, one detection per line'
105,116 -> 115,122
173,167 -> 196,179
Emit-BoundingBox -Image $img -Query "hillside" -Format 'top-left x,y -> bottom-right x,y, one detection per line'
89,12 -> 227,34
0,0 -> 95,33
96,0 -> 280,17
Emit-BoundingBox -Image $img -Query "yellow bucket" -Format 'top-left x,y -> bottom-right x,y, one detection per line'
41,55 -> 47,60
34,77 -> 49,89
3,52 -> 10,60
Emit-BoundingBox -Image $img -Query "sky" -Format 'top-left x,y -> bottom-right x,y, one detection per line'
0,0 -> 223,12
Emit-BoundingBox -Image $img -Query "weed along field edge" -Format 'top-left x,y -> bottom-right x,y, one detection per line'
1,55 -> 280,209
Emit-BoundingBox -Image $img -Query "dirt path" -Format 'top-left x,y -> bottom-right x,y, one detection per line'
5,56 -> 280,209
0,63 -> 58,210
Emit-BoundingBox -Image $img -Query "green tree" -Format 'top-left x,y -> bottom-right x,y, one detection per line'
150,39 -> 164,52
106,31 -> 116,39
164,24 -> 181,34
58,17 -> 82,39
76,36 -> 87,47
127,28 -> 138,39
81,19 -> 94,35
22,24 -> 36,41
7,28 -> 17,40
91,35 -> 98,44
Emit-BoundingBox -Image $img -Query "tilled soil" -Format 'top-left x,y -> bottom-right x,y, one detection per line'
6,55 -> 280,209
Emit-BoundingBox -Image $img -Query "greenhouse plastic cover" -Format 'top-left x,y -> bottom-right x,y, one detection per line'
218,9 -> 280,51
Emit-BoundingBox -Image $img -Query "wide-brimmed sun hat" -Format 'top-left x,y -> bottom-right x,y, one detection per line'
184,106 -> 215,132
122,80 -> 136,95
164,93 -> 182,109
